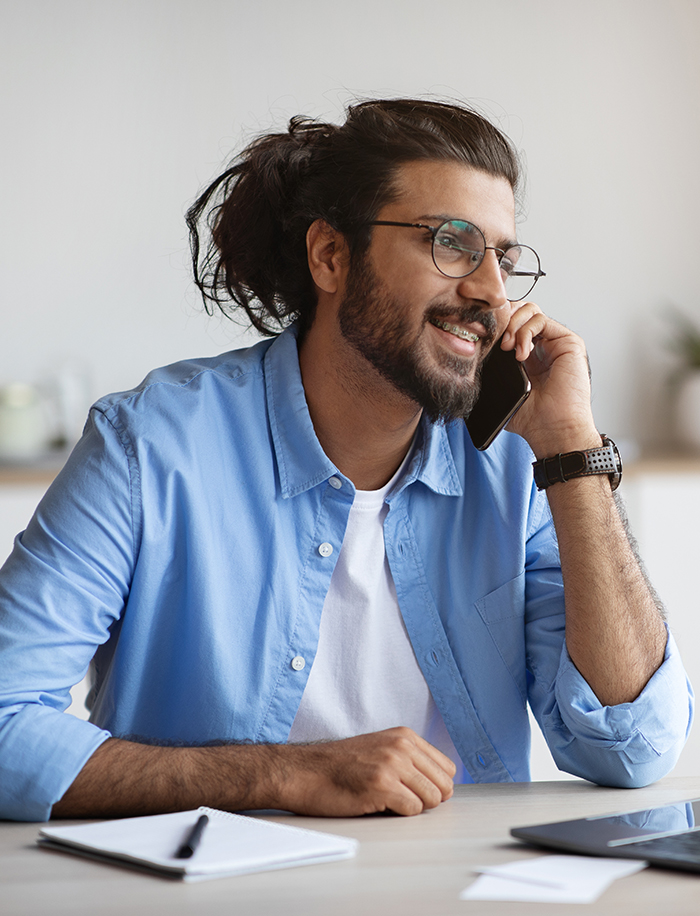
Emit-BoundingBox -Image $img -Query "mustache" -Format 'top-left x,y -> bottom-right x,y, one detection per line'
424,303 -> 499,346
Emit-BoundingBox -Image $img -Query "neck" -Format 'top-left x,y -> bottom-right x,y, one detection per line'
298,319 -> 422,491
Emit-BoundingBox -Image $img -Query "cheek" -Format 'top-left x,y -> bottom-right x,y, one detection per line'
372,247 -> 441,298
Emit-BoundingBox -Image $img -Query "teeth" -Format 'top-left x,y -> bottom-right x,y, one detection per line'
431,320 -> 479,343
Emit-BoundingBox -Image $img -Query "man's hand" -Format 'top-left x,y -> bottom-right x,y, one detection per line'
499,302 -> 601,457
492,301 -> 667,708
281,728 -> 456,817
52,727 -> 455,820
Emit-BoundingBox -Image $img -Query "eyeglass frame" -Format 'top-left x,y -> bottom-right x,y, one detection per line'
366,219 -> 546,302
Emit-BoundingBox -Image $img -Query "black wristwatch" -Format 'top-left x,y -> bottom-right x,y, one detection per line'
532,435 -> 622,491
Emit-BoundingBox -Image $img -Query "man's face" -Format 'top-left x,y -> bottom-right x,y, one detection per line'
338,160 -> 517,423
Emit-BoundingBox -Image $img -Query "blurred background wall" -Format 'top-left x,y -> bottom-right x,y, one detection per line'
1,0 -> 699,779
1,0 -> 699,450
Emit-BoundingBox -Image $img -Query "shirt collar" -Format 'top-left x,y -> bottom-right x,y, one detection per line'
265,325 -> 338,498
265,324 -> 463,499
392,415 -> 463,499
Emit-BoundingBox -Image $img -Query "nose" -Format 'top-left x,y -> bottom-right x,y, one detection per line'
456,249 -> 509,310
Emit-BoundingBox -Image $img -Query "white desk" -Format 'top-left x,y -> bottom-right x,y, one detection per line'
2,778 -> 699,916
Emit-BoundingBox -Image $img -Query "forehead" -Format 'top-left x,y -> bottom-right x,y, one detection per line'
384,160 -> 516,244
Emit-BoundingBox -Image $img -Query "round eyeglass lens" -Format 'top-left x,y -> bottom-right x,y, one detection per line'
431,220 -> 542,301
501,245 -> 541,301
432,220 -> 485,277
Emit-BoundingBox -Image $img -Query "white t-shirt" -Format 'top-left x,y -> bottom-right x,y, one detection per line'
288,452 -> 467,782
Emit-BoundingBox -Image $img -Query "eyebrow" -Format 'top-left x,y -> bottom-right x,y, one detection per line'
416,214 -> 518,251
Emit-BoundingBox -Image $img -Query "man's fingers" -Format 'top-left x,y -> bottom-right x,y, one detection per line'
407,733 -> 457,802
380,729 -> 455,811
412,732 -> 458,780
497,304 -> 598,454
501,302 -> 548,360
503,306 -> 589,374
398,766 -> 453,812
286,727 -> 456,817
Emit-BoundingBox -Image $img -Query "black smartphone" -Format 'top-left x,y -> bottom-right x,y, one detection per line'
465,340 -> 531,450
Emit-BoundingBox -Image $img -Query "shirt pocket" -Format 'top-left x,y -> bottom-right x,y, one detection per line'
475,573 -> 527,704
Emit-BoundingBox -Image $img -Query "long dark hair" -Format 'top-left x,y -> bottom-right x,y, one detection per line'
186,98 -> 521,337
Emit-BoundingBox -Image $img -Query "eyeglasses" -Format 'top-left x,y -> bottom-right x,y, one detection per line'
368,219 -> 545,302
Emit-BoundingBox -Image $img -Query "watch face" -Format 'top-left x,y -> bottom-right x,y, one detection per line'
599,436 -> 622,489
606,437 -> 622,490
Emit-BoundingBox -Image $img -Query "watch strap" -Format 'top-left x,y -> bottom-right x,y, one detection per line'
532,435 -> 622,491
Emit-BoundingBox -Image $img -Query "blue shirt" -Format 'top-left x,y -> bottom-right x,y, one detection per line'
0,326 -> 693,820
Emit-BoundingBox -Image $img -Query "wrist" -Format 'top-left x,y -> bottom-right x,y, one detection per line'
528,427 -> 602,461
198,743 -> 291,812
254,743 -> 322,814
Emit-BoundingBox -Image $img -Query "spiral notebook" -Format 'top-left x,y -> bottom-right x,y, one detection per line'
38,806 -> 358,881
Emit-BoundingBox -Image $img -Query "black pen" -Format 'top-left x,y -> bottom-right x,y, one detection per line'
175,813 -> 209,859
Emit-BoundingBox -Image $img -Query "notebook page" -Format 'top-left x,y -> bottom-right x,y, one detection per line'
39,806 -> 358,878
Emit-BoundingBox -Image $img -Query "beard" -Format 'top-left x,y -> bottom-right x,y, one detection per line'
337,253 -> 499,423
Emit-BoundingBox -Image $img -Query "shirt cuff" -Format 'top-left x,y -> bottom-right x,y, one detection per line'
554,626 -> 693,762
0,704 -> 110,821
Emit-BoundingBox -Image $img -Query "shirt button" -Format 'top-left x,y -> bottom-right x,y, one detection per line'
318,542 -> 333,557
328,476 -> 342,489
291,656 -> 306,671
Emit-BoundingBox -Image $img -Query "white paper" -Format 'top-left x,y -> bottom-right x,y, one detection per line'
460,855 -> 647,904
39,807 -> 358,881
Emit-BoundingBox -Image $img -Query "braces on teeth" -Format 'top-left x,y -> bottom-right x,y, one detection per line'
432,320 -> 479,343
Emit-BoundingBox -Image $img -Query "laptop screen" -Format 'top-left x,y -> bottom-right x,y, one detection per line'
587,800 -> 697,845
511,798 -> 700,854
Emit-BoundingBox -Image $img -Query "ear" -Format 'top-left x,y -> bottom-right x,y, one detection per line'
306,219 -> 350,294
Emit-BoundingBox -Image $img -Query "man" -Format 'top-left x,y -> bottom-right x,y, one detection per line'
0,99 -> 692,822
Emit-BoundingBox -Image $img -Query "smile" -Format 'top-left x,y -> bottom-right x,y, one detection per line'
430,319 -> 480,343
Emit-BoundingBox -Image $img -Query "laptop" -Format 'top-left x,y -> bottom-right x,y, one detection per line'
511,798 -> 700,874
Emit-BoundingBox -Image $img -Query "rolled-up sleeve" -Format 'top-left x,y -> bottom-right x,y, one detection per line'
544,628 -> 693,787
522,485 -> 693,788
